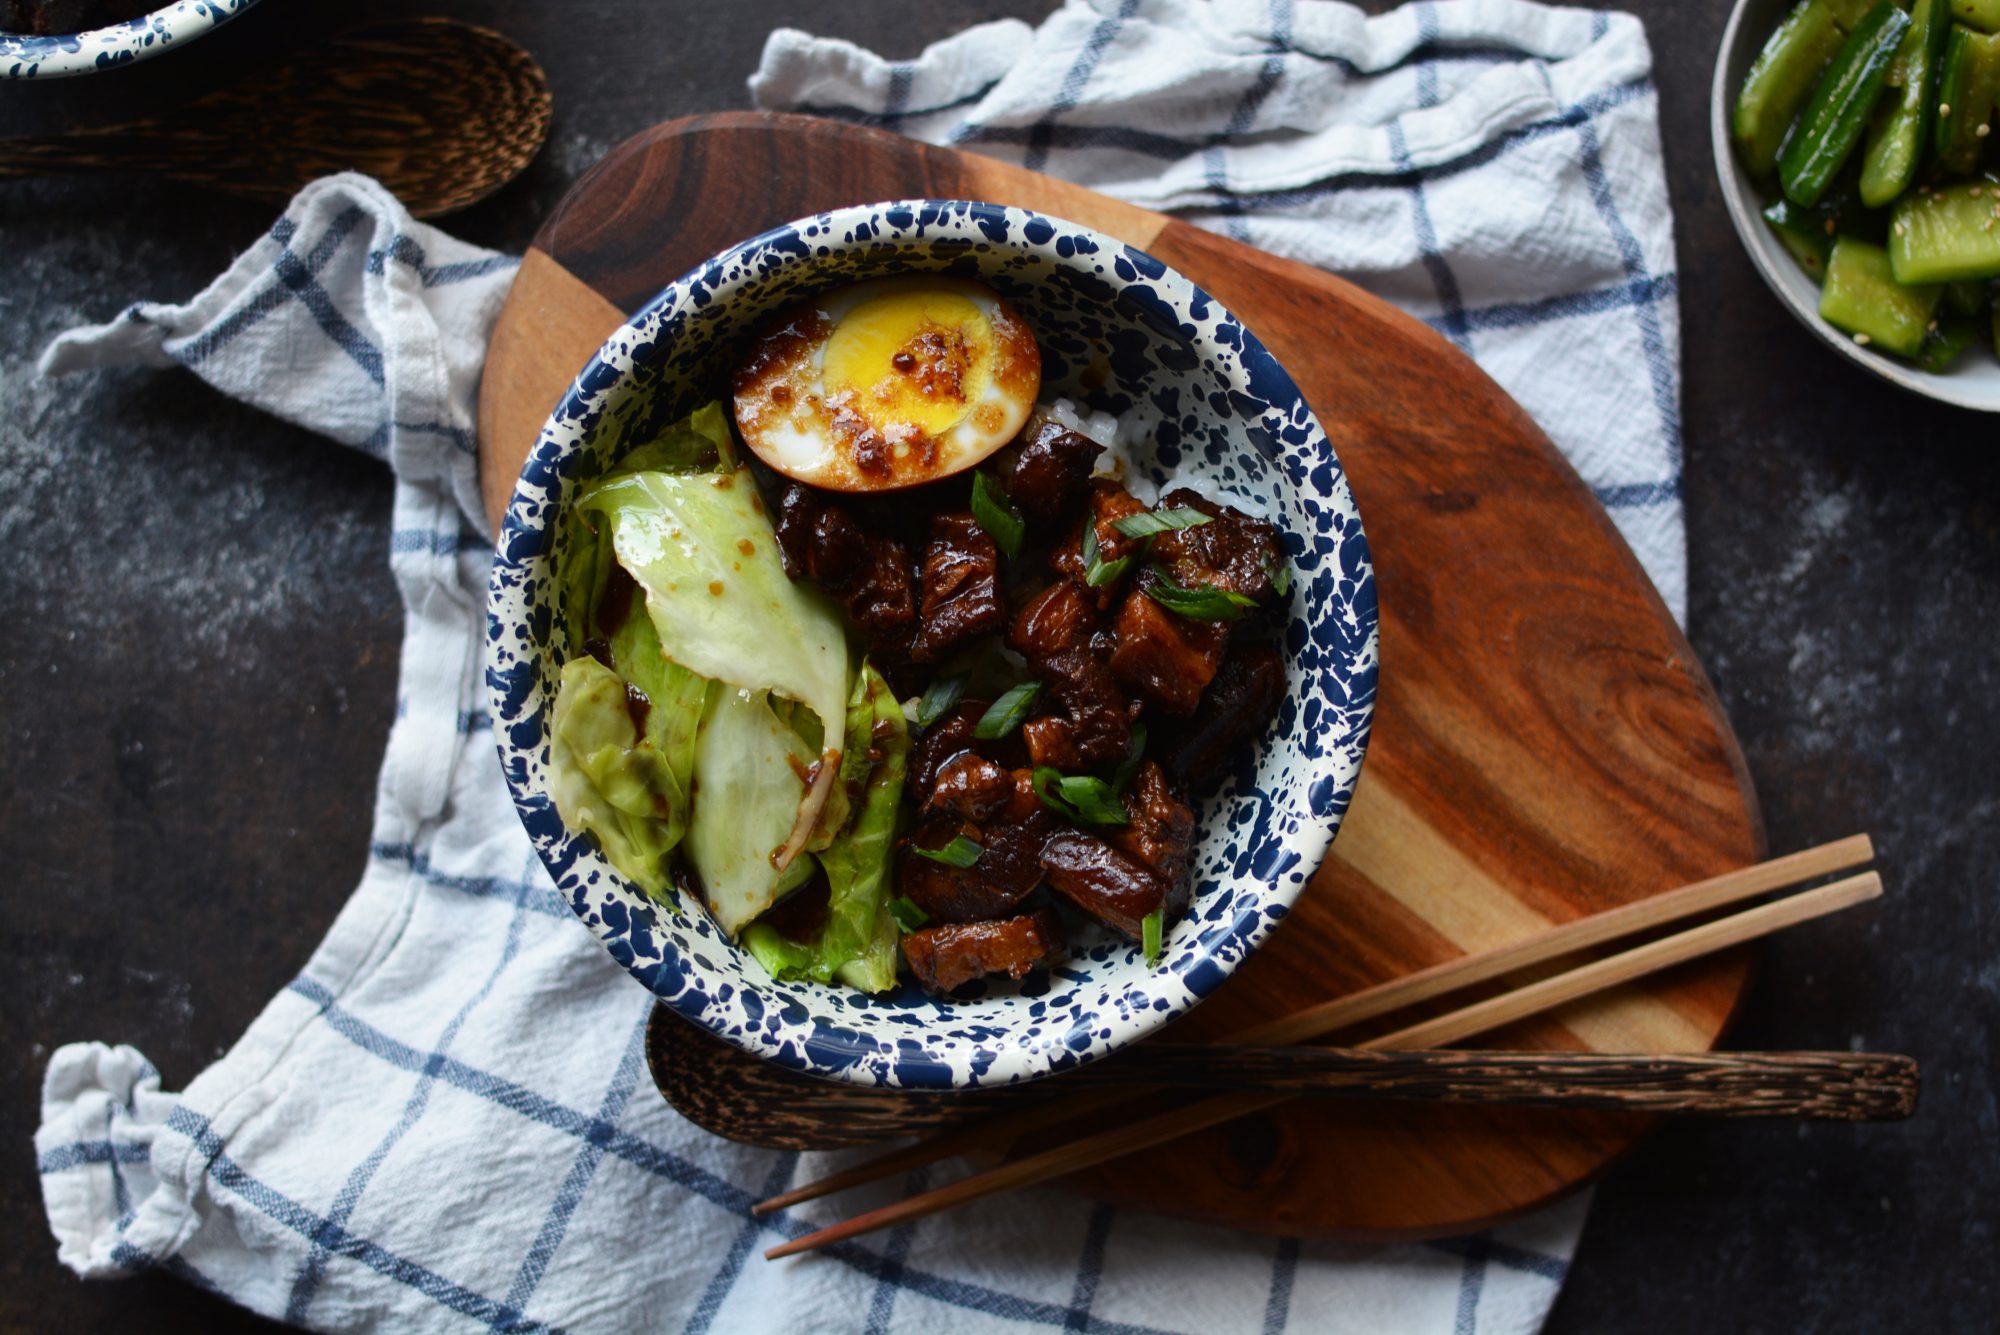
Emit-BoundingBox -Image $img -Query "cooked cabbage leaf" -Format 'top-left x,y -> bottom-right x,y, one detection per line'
547,578 -> 709,903
576,466 -> 849,779
741,662 -> 908,993
685,685 -> 817,935
614,400 -> 737,476
552,400 -> 874,950
557,402 -> 737,657
549,656 -> 682,899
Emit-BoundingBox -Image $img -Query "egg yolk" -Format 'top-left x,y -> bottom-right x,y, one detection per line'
821,289 -> 996,442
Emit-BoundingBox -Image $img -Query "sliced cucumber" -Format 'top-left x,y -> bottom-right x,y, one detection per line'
1822,235 -> 1943,353
1945,276 -> 1990,310
1828,0 -> 1906,28
1933,23 -> 2000,171
1781,3 -> 1916,206
1915,307 -> 1982,366
1950,0 -> 2000,34
1766,199 -> 1839,276
1890,178 -> 2000,279
1862,0 -> 1952,203
1737,0 -> 1850,177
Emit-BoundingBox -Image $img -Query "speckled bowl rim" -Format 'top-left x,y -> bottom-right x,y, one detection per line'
487,199 -> 1378,1088
1,0 -> 259,78
1712,0 -> 2000,412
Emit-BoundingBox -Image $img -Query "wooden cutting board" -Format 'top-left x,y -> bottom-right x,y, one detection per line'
477,112 -> 1763,1241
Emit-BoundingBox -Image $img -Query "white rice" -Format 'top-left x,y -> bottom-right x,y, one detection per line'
1043,395 -> 1159,505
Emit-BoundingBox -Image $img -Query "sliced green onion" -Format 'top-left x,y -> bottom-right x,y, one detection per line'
1142,566 -> 1258,621
911,834 -> 983,867
1142,908 -> 1164,967
888,895 -> 931,932
917,672 -> 968,728
1030,767 -> 1081,820
1081,516 -> 1133,588
973,682 -> 1040,739
970,471 -> 1026,560
1031,766 -> 1132,826
1269,558 -> 1293,599
1110,722 -> 1148,794
1111,506 -> 1214,539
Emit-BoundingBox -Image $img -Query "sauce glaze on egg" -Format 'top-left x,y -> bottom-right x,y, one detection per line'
732,276 -> 1041,491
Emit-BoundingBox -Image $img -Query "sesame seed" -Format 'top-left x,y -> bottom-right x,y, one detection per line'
1941,103 -> 1953,117
1973,187 -> 1985,197
1854,333 -> 1872,346
1895,220 -> 1907,235
1825,217 -> 1838,235
1981,124 -> 1993,138
1986,218 -> 1996,231
1928,320 -> 1940,333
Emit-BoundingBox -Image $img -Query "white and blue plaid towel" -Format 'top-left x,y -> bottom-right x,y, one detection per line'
35,1 -> 1682,1330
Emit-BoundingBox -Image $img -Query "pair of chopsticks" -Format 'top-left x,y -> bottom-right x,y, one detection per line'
759,835 -> 1882,1259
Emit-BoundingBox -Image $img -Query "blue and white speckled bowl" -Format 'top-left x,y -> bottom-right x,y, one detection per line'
487,200 -> 1380,1089
1,0 -> 259,78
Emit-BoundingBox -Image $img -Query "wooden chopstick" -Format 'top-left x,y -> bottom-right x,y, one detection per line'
1092,1046 -> 1919,1120
762,869 -> 1881,1258
1231,833 -> 1875,1046
753,835 -> 1873,1216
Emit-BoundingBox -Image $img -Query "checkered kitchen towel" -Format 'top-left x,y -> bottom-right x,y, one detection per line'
34,0 -> 1681,1329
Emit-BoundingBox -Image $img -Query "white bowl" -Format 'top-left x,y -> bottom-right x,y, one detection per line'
487,200 -> 1380,1089
1712,0 -> 2000,411
1,0 -> 260,79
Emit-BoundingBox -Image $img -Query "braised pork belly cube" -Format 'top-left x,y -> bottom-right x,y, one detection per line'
1008,580 -> 1098,659
1163,643 -> 1285,784
913,512 -> 1004,662
1106,577 -> 1229,715
843,552 -> 918,640
910,699 -> 984,792
1007,581 -> 1131,765
774,483 -> 861,584
1034,645 -> 1137,765
1109,760 -> 1196,888
1150,487 -> 1285,603
897,813 -> 1055,924
997,767 -> 1045,824
989,416 -> 1104,523
901,908 -> 1067,995
1022,714 -> 1083,770
1039,829 -> 1175,940
1050,481 -> 1149,608
922,752 -> 1012,822
772,483 -> 917,660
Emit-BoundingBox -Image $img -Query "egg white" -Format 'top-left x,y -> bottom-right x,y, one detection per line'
732,275 -> 1042,491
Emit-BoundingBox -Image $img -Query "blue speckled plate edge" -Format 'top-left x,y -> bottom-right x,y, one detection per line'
486,199 -> 1380,1089
0,0 -> 258,79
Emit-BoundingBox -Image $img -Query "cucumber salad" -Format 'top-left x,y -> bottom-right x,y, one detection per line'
1735,0 -> 2000,366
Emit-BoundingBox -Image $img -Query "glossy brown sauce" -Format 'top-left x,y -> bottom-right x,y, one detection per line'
596,562 -> 638,639
759,870 -> 832,943
623,683 -> 651,737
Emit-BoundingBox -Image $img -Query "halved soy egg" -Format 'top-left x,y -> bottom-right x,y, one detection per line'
731,275 -> 1042,491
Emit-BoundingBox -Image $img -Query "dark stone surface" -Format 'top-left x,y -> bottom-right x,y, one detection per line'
0,1 -> 1989,1331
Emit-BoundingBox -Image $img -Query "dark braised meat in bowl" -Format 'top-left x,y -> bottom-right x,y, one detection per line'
779,429 -> 1290,996
548,275 -> 1295,1004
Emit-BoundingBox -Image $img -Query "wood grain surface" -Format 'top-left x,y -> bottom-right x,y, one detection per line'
646,1006 -> 1917,1151
475,111 -> 1764,1240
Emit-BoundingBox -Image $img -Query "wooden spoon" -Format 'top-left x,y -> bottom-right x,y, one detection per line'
0,18 -> 551,217
646,1004 -> 1919,1152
